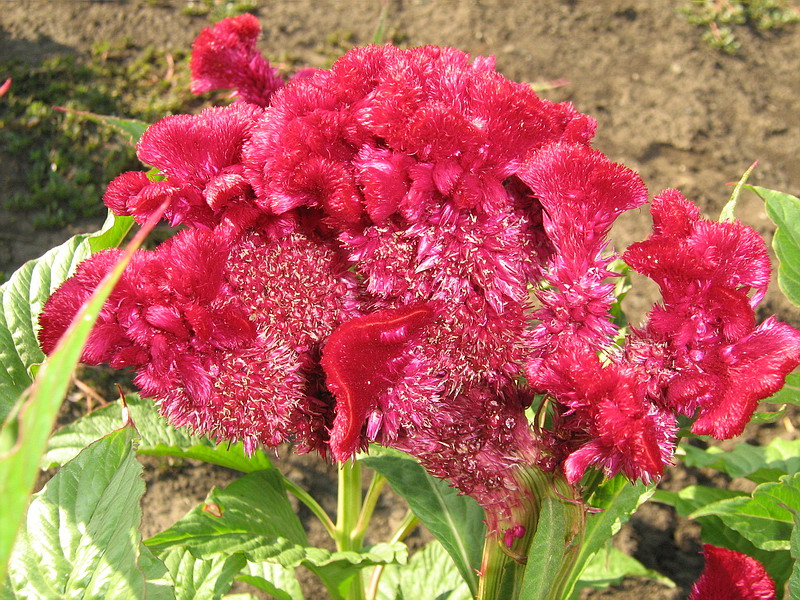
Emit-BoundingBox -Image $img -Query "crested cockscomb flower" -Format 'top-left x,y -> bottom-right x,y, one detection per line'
40,226 -> 360,454
243,43 -> 596,225
190,13 -> 284,107
104,103 -> 264,230
689,545 -> 776,600
521,142 -> 649,352
624,189 -> 800,438
531,338 -> 676,484
38,16 -> 800,537
518,142 -> 666,483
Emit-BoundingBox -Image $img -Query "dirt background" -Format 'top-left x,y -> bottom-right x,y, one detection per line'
2,1 -> 800,599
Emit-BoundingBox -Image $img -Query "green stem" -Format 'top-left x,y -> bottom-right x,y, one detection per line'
282,477 -> 337,539
336,459 -> 365,600
352,472 -> 386,546
580,468 -> 604,502
365,510 -> 420,600
476,533 -> 528,600
538,475 -> 585,600
476,467 -> 586,600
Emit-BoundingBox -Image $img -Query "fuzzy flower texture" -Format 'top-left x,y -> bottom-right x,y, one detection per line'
39,15 -> 800,533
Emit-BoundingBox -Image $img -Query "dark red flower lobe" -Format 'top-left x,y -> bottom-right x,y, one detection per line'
322,303 -> 434,461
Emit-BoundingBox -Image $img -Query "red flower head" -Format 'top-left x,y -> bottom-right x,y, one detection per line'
625,189 -> 800,438
689,545 -> 776,600
38,17 -> 800,528
532,339 -> 675,484
190,13 -> 284,107
520,142 -> 648,350
243,44 -> 595,226
40,227 -> 359,454
104,104 -> 264,230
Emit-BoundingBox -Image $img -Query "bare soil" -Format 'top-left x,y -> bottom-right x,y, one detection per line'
3,1 -> 799,599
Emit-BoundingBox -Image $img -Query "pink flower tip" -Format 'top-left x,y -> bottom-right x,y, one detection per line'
190,13 -> 283,107
503,524 -> 526,547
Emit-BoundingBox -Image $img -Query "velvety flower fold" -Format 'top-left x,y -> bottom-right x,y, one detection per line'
105,103 -> 264,230
40,226 -> 359,454
625,189 -> 800,438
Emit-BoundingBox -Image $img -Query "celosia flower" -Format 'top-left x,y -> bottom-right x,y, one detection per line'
243,44 -> 595,225
104,103 -> 264,230
532,338 -> 675,483
689,545 -> 776,600
38,18 -> 800,534
190,13 -> 284,107
40,226 -> 359,454
520,142 -> 649,349
624,189 -> 800,438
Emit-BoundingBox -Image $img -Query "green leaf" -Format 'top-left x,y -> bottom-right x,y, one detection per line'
161,547 -> 245,600
0,212 -> 148,583
145,467 -> 405,600
653,484 -> 792,597
371,2 -> 389,44
43,393 -> 273,473
719,161 -> 757,222
670,485 -> 747,517
679,438 -> 800,483
56,106 -> 149,147
788,507 -> 800,600
4,427 -> 173,599
608,258 -> 633,329
236,561 -> 305,600
145,469 -> 308,559
764,371 -> 800,406
565,474 -> 654,597
397,541 -> 471,600
747,185 -> 800,306
690,473 -> 800,551
271,543 -> 407,572
520,496 -> 570,599
360,449 -> 485,596
573,545 -> 675,595
0,210 -> 133,421
279,542 -> 407,600
749,407 -> 788,424
372,563 -> 401,600
140,544 -> 177,600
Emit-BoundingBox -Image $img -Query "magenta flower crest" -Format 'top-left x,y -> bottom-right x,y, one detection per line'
190,13 -> 284,107
38,18 -> 800,535
41,226 -> 360,455
625,189 -> 800,438
243,44 -> 596,225
104,103 -> 264,230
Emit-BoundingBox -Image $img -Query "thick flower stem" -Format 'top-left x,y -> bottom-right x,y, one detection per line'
336,459 -> 366,600
476,467 -> 585,600
476,534 -> 528,600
